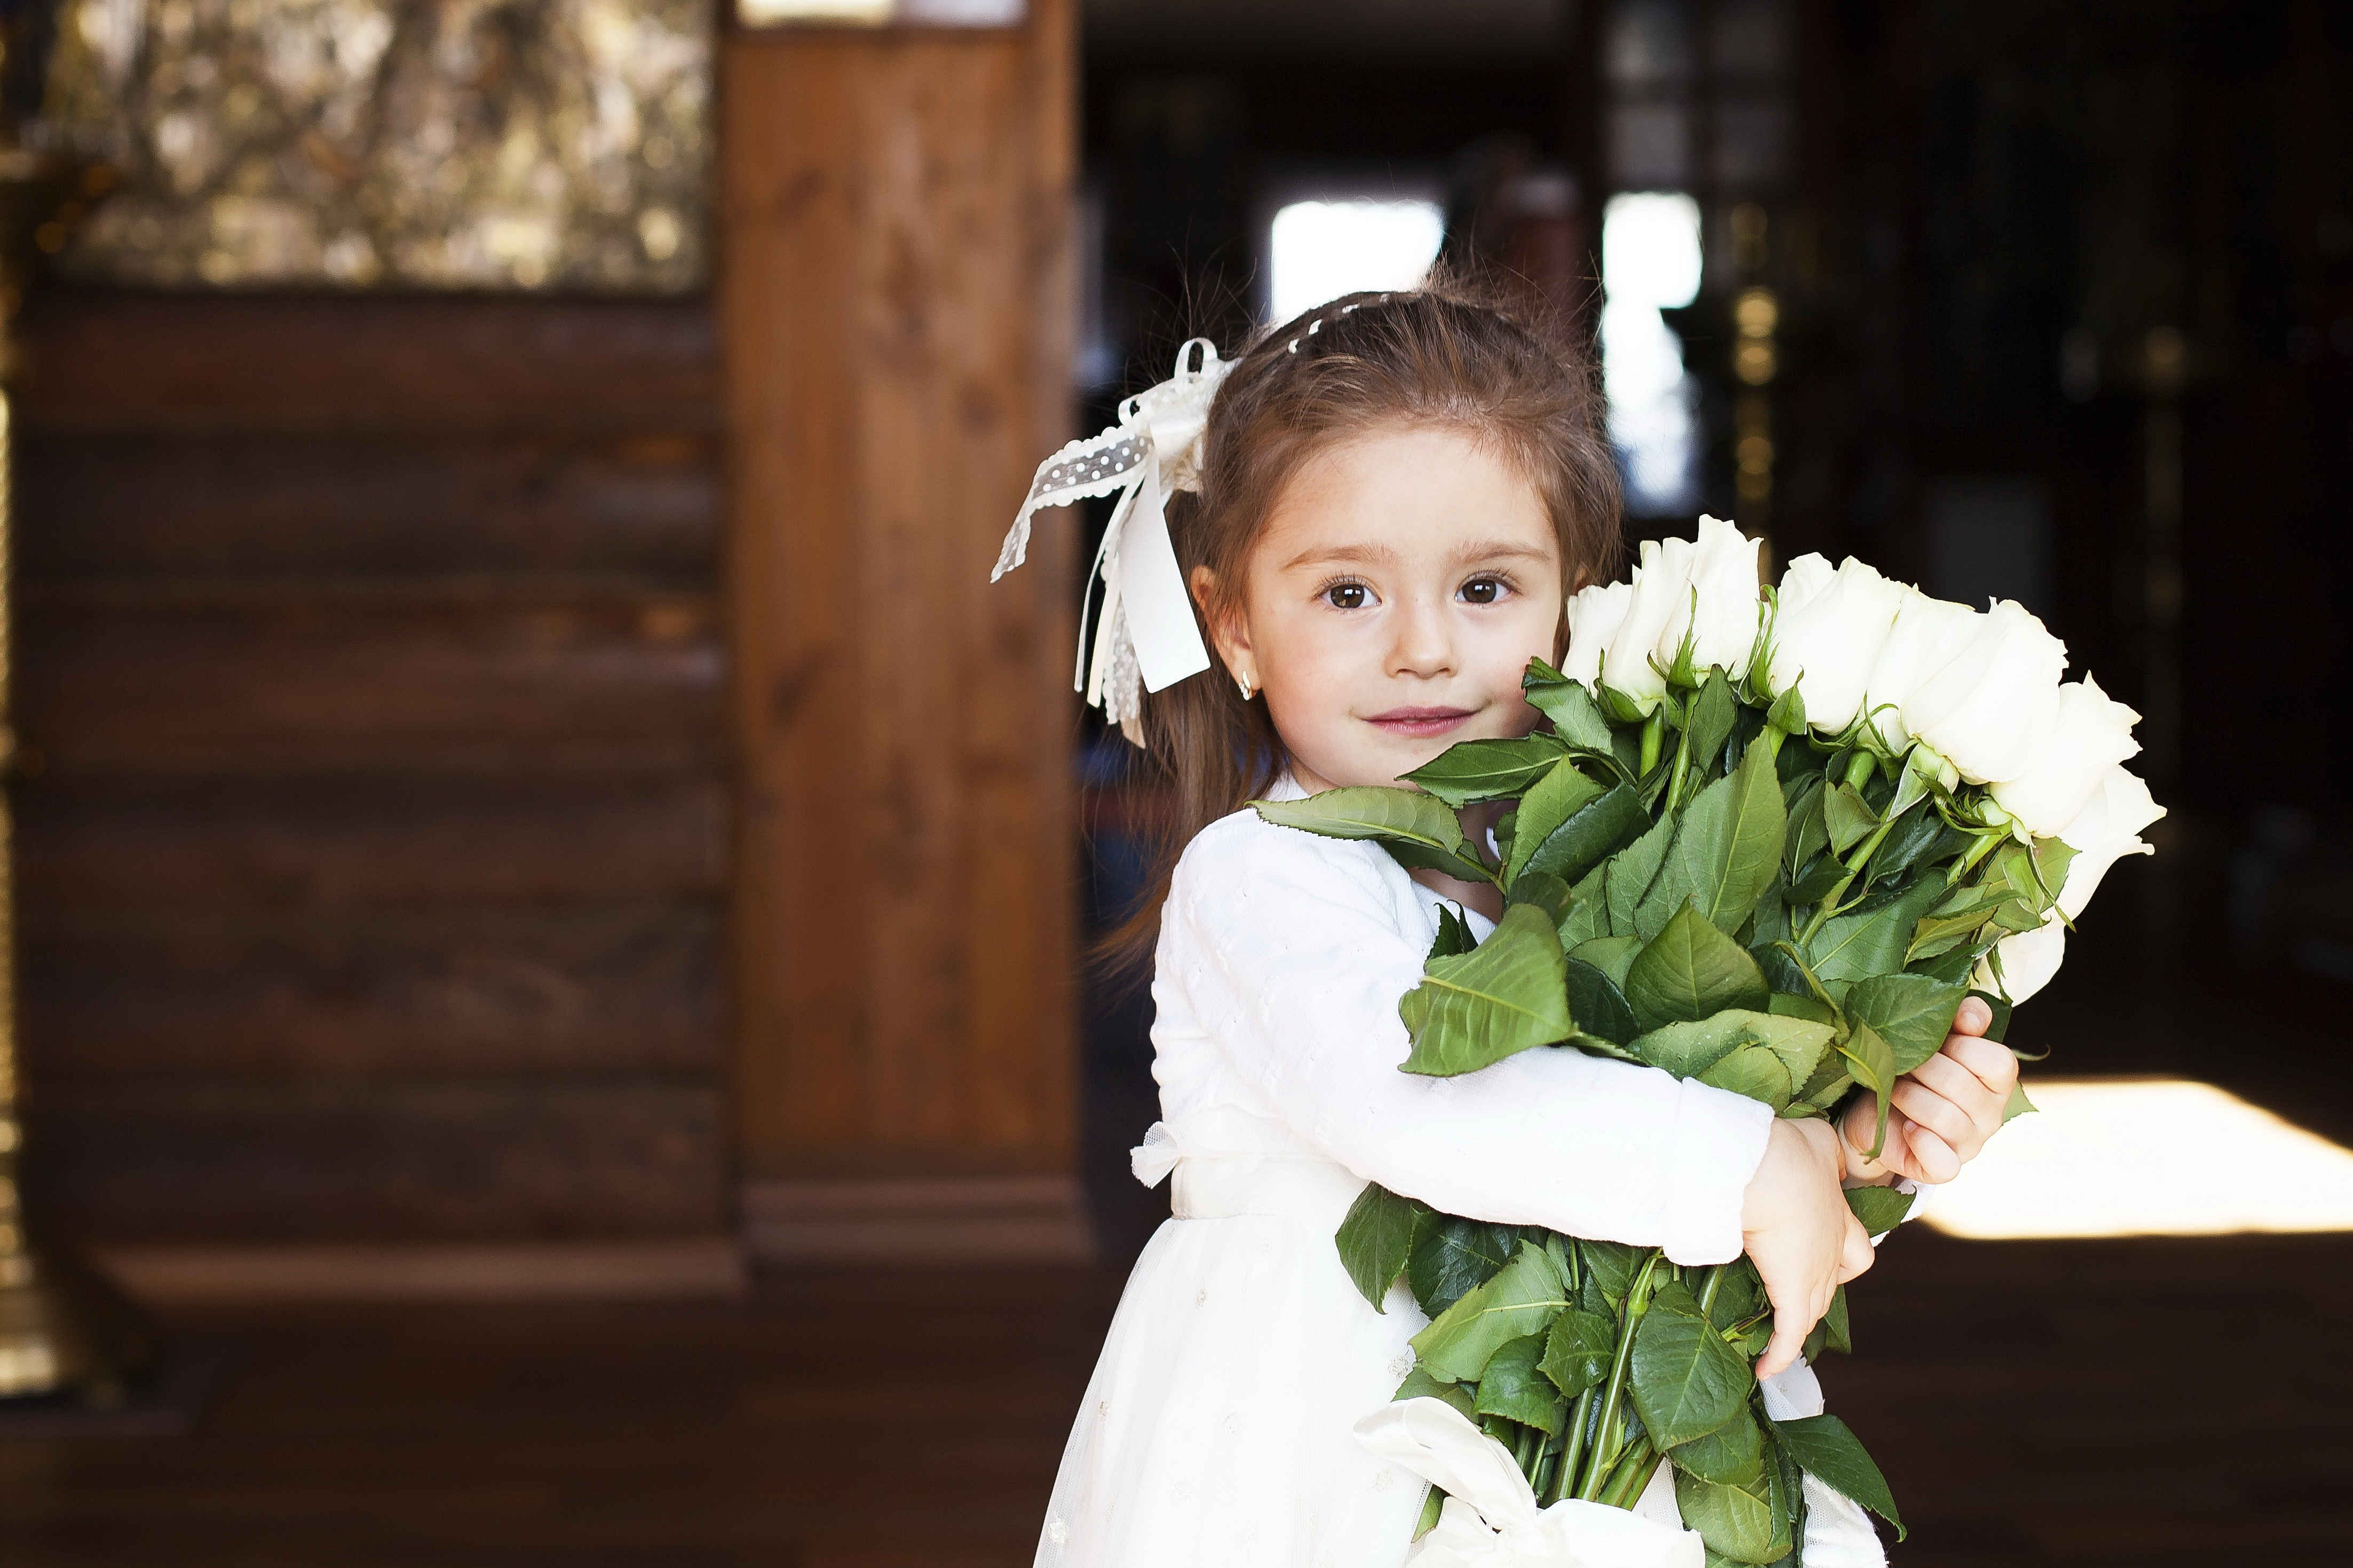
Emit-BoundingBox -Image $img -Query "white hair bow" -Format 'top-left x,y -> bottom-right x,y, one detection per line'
991,338 -> 1230,740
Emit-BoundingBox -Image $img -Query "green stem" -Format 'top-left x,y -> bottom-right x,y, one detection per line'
1512,1420 -> 1543,1477
1576,1251 -> 1661,1501
1662,717 -> 1696,814
1548,1386 -> 1598,1507
1843,749 -> 1878,792
1602,1442 -> 1667,1511
1638,710 -> 1666,776
1531,1430 -> 1562,1502
1795,813 -> 1901,945
1696,1263 -> 1726,1318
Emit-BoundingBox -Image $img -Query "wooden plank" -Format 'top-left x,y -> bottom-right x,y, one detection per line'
19,583 -> 724,774
739,1176 -> 1091,1265
15,292 -> 719,434
17,774 -> 725,908
19,431 -> 719,582
94,1238 -> 747,1302
21,905 -> 718,1078
723,1 -> 1079,1178
22,1080 -> 727,1241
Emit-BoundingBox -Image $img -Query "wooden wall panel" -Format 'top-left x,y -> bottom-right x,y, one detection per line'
29,1081 -> 724,1241
724,4 -> 1080,1192
13,294 -> 730,1248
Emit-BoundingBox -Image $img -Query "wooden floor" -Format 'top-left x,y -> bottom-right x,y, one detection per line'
1,1228 -> 2347,1567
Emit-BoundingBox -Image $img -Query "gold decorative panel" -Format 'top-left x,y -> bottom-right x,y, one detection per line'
43,0 -> 710,291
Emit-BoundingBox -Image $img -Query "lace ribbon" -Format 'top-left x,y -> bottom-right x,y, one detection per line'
991,339 -> 1230,738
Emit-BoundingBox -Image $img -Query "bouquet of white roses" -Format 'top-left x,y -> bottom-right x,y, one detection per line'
1256,519 -> 2161,1563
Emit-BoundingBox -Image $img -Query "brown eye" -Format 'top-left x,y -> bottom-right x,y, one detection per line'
1325,583 -> 1370,610
1461,577 -> 1504,604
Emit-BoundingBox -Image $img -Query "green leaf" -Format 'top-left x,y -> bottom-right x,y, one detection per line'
1766,990 -> 1836,1026
1428,904 -> 1476,960
1625,906 -> 1771,1031
1629,1279 -> 1752,1448
1571,935 -> 1643,989
1522,783 -> 1651,888
1399,904 -> 1575,1076
1411,1241 -> 1571,1383
1557,864 -> 1610,949
1825,782 -> 1880,854
1503,761 -> 1606,883
1506,870 -> 1574,926
1562,957 -> 1640,1045
1783,776 -> 1828,877
1402,735 -> 1569,807
1409,1219 -> 1520,1317
1675,1468 -> 1781,1563
1685,669 -> 1739,775
1526,666 -> 1620,753
1472,1333 -> 1567,1435
1844,1184 -> 1914,1238
2003,1079 -> 2037,1124
1773,1414 -> 1905,1539
1865,801 -> 1950,887
1697,1044 -> 1794,1110
1844,973 -> 1965,1074
1578,1240 -> 1644,1311
1822,1281 -> 1852,1355
1836,1018 -> 1900,1159
1254,787 -> 1494,884
1394,1365 -> 1477,1418
1627,1013 -> 1750,1077
1670,1403 -> 1767,1485
1663,736 -> 1788,933
1335,1183 -> 1437,1312
1607,813 -> 1678,938
1539,1307 -> 1617,1398
1808,875 -> 1948,984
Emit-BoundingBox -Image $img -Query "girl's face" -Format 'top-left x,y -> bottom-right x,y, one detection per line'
1197,424 -> 1567,794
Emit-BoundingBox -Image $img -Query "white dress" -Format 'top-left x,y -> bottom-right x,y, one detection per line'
1035,788 -> 1890,1567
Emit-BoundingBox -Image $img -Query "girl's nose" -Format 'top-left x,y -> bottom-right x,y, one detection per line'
1387,594 -> 1457,680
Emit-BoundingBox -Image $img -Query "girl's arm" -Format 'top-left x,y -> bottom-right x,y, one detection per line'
1166,817 -> 1775,1266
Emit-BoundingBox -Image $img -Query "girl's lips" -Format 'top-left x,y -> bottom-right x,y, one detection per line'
1364,706 -> 1476,738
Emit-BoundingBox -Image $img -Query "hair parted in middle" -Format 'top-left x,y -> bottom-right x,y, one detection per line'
1102,277 -> 1626,964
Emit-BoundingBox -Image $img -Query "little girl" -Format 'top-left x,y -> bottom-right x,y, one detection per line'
1003,289 -> 2019,1567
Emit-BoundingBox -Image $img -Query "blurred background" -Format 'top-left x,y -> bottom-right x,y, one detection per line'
0,0 -> 2347,1563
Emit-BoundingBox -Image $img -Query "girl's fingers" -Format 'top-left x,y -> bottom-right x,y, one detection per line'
1905,1052 -> 2008,1144
1892,1118 -> 1961,1183
1836,1214 -> 1875,1283
1938,1031 -> 2021,1098
1890,1078 -> 1977,1161
1950,995 -> 1993,1037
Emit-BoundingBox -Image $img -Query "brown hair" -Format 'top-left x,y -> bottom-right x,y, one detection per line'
1102,280 -> 1625,966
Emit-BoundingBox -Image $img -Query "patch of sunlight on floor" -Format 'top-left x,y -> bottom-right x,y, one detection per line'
1923,1077 -> 2353,1239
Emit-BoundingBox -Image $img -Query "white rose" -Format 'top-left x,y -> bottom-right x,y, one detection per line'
1987,676 -> 2142,837
1971,765 -> 2161,1002
2053,765 -> 2163,920
1600,535 -> 1694,710
1899,599 -> 2069,784
1862,588 -> 1980,753
1561,579 -> 1633,687
1651,515 -> 1763,681
1977,917 -> 2066,1005
1764,553 -> 1907,734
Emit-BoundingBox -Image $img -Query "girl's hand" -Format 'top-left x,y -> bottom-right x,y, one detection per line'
1840,997 -> 2018,1187
1742,1118 -> 1875,1379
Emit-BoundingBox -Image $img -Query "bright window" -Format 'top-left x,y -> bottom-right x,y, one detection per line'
1924,1078 -> 2353,1239
1601,191 -> 1703,515
1269,198 -> 1446,325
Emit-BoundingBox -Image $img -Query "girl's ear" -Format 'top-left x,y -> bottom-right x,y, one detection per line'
1190,564 -> 1252,676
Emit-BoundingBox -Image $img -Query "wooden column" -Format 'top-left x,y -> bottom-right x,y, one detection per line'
721,3 -> 1084,1261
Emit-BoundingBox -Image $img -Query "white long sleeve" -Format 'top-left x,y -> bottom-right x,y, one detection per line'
1151,806 -> 1773,1265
